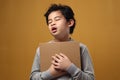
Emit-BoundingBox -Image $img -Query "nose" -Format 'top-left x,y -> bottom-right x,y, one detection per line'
50,20 -> 56,26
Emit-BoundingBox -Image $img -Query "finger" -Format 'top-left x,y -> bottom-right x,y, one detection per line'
51,60 -> 55,64
52,63 -> 60,69
55,54 -> 63,60
52,55 -> 60,62
59,53 -> 67,58
51,56 -> 55,60
52,60 -> 60,66
51,59 -> 58,64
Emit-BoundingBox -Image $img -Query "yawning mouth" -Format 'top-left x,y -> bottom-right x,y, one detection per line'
51,27 -> 57,33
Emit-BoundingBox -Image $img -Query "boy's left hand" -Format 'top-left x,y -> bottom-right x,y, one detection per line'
52,53 -> 72,71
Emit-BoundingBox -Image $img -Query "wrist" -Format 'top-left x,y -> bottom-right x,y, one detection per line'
66,63 -> 80,76
65,62 -> 72,71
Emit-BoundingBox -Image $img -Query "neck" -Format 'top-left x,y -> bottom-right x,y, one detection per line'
53,35 -> 71,42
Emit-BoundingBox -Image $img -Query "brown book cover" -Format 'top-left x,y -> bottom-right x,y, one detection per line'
39,41 -> 80,71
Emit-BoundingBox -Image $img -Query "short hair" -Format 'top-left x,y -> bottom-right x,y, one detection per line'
44,4 -> 76,34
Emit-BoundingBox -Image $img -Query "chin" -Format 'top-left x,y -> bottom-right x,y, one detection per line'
52,34 -> 58,37
51,32 -> 59,36
51,33 -> 60,38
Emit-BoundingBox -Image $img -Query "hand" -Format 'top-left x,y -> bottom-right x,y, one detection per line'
52,53 -> 72,71
48,64 -> 66,77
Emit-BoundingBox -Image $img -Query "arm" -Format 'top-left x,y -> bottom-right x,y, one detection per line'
67,44 -> 95,80
30,47 -> 66,80
52,43 -> 94,80
30,48 -> 54,80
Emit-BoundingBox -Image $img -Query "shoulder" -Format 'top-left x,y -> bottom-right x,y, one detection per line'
80,42 -> 87,48
35,47 -> 40,56
79,42 -> 89,55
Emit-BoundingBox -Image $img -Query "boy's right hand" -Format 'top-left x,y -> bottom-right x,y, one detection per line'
48,64 -> 66,77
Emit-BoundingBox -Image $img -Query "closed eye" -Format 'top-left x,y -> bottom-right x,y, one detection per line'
48,16 -> 62,24
55,16 -> 61,21
48,20 -> 52,24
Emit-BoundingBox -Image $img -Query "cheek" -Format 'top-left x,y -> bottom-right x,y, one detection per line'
48,26 -> 51,31
58,21 -> 68,28
60,23 -> 69,30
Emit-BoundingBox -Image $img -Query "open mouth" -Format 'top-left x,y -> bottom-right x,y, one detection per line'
51,27 -> 57,33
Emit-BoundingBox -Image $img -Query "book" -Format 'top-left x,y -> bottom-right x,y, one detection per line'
39,41 -> 81,71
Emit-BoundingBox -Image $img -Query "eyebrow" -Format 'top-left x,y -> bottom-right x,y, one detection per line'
54,16 -> 62,19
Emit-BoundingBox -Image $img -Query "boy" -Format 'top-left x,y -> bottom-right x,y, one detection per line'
30,4 -> 94,80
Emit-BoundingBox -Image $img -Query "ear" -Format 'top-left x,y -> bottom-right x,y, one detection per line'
68,19 -> 74,28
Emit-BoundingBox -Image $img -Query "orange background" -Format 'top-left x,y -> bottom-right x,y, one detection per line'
0,0 -> 120,80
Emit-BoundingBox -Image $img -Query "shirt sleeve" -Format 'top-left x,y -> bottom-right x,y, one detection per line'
30,47 -> 54,80
66,43 -> 95,80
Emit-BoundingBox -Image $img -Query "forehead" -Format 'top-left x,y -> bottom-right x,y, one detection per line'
48,10 -> 64,19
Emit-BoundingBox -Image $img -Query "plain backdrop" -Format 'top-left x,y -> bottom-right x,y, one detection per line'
0,0 -> 120,80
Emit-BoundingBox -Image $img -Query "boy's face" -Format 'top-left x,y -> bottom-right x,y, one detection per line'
48,10 -> 70,39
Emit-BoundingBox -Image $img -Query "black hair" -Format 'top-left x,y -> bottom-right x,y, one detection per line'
44,4 -> 76,34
